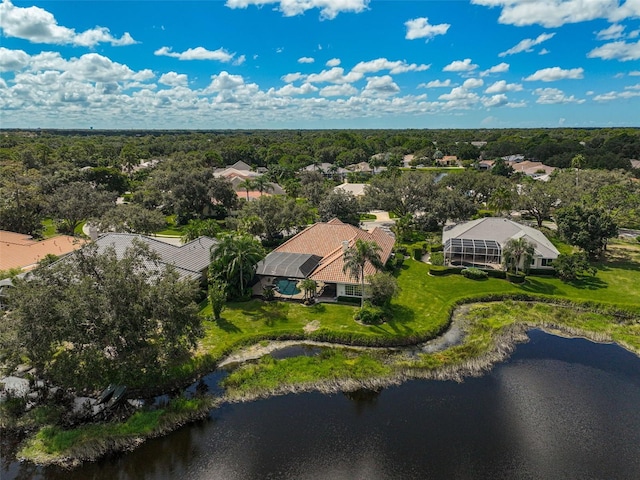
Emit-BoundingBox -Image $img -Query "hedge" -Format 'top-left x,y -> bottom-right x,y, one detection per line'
485,269 -> 507,279
462,267 -> 489,280
527,268 -> 557,277
429,265 -> 464,276
506,272 -> 526,284
336,296 -> 362,305
429,244 -> 444,252
413,247 -> 424,260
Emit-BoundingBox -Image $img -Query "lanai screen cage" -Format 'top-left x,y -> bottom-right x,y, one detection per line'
443,238 -> 502,268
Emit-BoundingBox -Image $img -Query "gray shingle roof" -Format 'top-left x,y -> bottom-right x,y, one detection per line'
443,218 -> 559,259
94,234 -> 217,280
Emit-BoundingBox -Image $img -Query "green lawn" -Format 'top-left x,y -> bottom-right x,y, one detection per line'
194,242 -> 640,372
154,215 -> 185,236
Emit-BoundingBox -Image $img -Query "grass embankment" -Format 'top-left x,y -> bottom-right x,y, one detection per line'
19,396 -> 217,467
19,243 -> 640,465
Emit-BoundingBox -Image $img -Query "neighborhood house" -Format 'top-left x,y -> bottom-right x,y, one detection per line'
442,218 -> 559,270
256,219 -> 395,299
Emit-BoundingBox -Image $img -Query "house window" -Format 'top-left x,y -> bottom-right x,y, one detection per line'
344,284 -> 362,297
541,258 -> 553,267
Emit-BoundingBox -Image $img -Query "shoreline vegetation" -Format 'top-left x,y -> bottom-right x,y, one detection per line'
15,295 -> 640,468
6,241 -> 640,468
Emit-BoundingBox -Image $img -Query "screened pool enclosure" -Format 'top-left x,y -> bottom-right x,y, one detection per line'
443,238 -> 502,268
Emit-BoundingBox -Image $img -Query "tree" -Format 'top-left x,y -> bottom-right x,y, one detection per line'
342,239 -> 384,307
1,241 -> 203,388
555,204 -> 618,257
365,272 -> 399,307
491,158 -> 514,178
181,218 -> 221,242
553,253 -> 597,282
299,170 -> 328,206
238,178 -> 255,201
517,180 -> 555,228
252,176 -> 275,196
318,190 -> 361,226
296,278 -> 317,304
48,182 -> 116,235
237,196 -> 316,242
208,280 -> 227,320
363,171 -> 437,217
488,186 -> 514,217
502,237 -> 535,275
98,204 -> 166,235
209,234 -> 265,299
571,153 -> 584,188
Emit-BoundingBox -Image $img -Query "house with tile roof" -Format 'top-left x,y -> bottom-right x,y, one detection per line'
0,230 -> 87,272
442,217 -> 559,270
94,233 -> 217,283
255,219 -> 395,300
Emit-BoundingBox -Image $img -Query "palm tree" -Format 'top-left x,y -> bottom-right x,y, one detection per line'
489,186 -> 514,217
252,176 -> 275,197
238,179 -> 255,201
502,237 -> 535,275
210,234 -> 265,298
571,154 -> 584,188
297,278 -> 317,304
342,239 -> 383,307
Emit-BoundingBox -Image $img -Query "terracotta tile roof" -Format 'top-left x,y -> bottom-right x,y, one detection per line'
269,220 -> 394,285
0,230 -> 87,271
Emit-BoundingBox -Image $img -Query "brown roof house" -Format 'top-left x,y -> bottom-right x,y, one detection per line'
0,230 -> 87,272
255,219 -> 395,300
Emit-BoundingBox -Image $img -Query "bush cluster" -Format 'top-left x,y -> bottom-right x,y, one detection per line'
429,265 -> 463,276
461,267 -> 488,280
354,304 -> 385,325
506,272 -> 526,284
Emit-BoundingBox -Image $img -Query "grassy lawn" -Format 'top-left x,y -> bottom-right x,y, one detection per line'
41,219 -> 57,238
154,215 -> 185,236
194,242 -> 640,369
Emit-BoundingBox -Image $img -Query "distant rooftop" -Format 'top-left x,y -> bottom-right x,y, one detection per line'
0,230 -> 87,271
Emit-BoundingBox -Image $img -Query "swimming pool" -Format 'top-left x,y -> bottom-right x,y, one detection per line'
276,278 -> 301,295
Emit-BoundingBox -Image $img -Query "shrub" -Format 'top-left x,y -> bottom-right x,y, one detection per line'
395,246 -> 408,256
636,235 -> 640,244
485,269 -> 507,279
337,296 -> 361,305
429,243 -> 444,252
429,265 -> 463,276
429,251 -> 444,266
413,247 -> 424,260
461,267 -> 488,280
506,272 -> 526,284
354,304 -> 385,325
365,272 -> 400,307
395,256 -> 405,269
527,268 -> 556,277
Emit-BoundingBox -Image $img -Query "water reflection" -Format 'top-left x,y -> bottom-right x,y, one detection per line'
4,330 -> 640,479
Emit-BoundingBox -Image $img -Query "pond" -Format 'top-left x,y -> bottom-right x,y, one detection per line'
3,330 -> 640,479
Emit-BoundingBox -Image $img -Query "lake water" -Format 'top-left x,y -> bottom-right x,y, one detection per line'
3,330 -> 640,479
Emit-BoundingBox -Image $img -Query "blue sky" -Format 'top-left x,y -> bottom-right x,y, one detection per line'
1,0 -> 639,129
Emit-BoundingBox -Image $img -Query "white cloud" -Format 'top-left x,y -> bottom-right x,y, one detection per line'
159,72 -> 188,87
482,94 -> 509,108
625,83 -> 640,89
597,23 -> 626,40
524,67 -> 584,81
298,57 -> 315,64
471,0 -> 640,28
499,33 -> 555,57
225,0 -> 370,20
233,55 -> 247,66
276,82 -> 319,96
361,75 -> 400,97
0,0 -> 137,47
539,48 -> 550,55
326,58 -> 341,67
351,58 -> 430,74
154,46 -> 236,62
282,72 -> 305,83
307,67 -> 363,84
533,87 -> 585,104
0,47 -> 29,71
485,80 -> 523,93
587,40 -> 640,61
419,79 -> 452,88
481,62 -> 510,76
319,84 -> 358,97
443,58 -> 478,72
207,71 -> 245,92
593,89 -> 640,101
630,70 -> 640,76
404,17 -> 450,41
463,78 -> 484,89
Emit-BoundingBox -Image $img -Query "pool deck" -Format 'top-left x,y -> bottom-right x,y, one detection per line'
253,277 -> 331,302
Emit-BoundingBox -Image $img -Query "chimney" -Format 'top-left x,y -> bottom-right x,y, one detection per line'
342,240 -> 349,252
